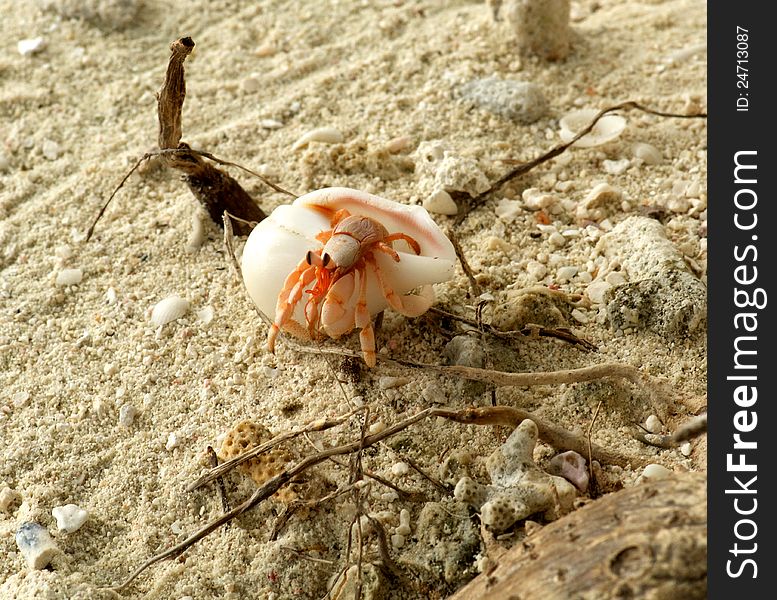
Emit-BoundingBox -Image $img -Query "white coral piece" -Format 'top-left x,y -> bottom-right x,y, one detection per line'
454,419 -> 576,532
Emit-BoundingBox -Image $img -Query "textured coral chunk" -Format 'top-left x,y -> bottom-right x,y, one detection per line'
454,419 -> 576,532
218,420 -> 296,503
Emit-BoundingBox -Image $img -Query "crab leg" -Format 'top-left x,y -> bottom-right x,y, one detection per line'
268,259 -> 317,353
354,266 -> 377,368
365,254 -> 434,317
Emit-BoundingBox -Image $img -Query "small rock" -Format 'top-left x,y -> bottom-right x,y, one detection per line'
645,415 -> 662,434
602,158 -> 630,175
523,188 -> 558,210
632,142 -> 662,165
292,126 -> 344,150
260,118 -> 284,130
570,308 -> 588,323
604,271 -> 627,286
242,76 -> 262,93
680,442 -> 692,457
556,266 -> 578,281
391,462 -> 410,477
52,504 -> 89,533
391,533 -> 405,548
547,451 -> 589,492
0,487 -> 21,512
581,183 -> 622,210
396,508 -> 412,536
118,403 -> 139,427
526,260 -> 547,281
597,217 -> 707,336
42,139 -> 61,161
641,463 -> 673,481
55,268 -> 83,286
378,376 -> 411,390
16,522 -> 58,569
495,198 -> 523,222
460,78 -> 547,124
165,432 -> 179,451
422,189 -> 458,215
585,280 -> 612,304
18,37 -> 46,56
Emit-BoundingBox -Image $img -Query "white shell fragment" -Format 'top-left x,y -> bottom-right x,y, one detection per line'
52,504 -> 89,533
18,37 -> 46,56
15,522 -> 59,569
632,142 -> 663,165
150,296 -> 190,327
641,463 -> 673,481
241,187 -> 456,337
292,126 -> 344,150
423,189 -> 458,215
55,268 -> 83,286
559,109 -> 626,148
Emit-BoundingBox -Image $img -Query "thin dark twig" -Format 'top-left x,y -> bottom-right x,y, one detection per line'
457,100 -> 707,222
447,228 -> 481,297
85,153 -> 155,241
587,401 -> 602,488
206,446 -> 231,515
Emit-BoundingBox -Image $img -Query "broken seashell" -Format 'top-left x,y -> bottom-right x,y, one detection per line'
150,296 -> 190,327
559,109 -> 626,148
292,126 -> 344,151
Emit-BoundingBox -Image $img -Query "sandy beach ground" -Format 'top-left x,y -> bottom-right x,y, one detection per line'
1,1 -> 706,598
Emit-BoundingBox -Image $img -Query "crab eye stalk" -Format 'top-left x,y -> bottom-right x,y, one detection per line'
322,253 -> 331,267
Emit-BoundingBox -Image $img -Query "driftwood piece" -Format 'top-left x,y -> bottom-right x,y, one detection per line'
158,37 -> 265,235
448,472 -> 706,600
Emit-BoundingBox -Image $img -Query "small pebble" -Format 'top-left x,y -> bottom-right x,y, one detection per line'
385,135 -> 413,154
16,522 -> 58,569
522,188 -> 558,210
460,78 -> 547,124
118,403 -> 139,427
585,280 -> 612,304
241,76 -> 262,93
166,432 -> 180,451
18,37 -> 46,56
680,442 -> 692,457
526,260 -> 547,281
42,140 -> 61,161
632,142 -> 662,165
292,126 -> 344,150
422,189 -> 458,215
378,376 -> 411,390
368,421 -> 386,435
0,487 -> 21,512
197,306 -> 214,325
52,504 -> 89,533
666,197 -> 691,213
260,118 -> 284,130
391,533 -> 406,548
556,266 -> 578,281
605,271 -> 627,286
391,462 -> 410,477
55,268 -> 83,286
396,508 -> 411,536
582,182 -> 622,209
641,463 -> 672,481
548,232 -> 566,248
548,451 -> 588,492
570,308 -> 588,324
602,158 -> 630,175
494,198 -> 523,222
644,415 -> 662,434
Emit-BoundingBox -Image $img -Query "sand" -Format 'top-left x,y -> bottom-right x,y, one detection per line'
1,1 -> 706,598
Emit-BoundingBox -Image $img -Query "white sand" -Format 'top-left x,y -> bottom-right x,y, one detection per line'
1,1 -> 706,598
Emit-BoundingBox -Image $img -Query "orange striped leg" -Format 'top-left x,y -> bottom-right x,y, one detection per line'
354,266 -> 376,367
268,259 -> 316,353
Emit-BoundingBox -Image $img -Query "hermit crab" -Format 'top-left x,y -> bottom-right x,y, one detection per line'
241,187 -> 457,366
